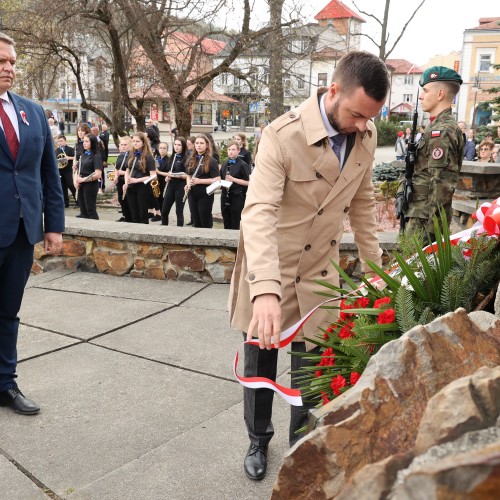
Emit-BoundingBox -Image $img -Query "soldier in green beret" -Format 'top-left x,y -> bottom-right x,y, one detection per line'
405,66 -> 465,240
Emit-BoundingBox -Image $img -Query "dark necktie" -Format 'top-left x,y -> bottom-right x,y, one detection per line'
331,134 -> 345,164
0,100 -> 19,160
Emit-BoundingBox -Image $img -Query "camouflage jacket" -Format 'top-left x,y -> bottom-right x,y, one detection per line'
407,108 -> 464,228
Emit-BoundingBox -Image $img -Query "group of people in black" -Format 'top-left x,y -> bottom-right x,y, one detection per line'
58,123 -> 254,229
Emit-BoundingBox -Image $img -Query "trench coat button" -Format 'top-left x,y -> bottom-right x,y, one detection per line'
295,276 -> 301,283
321,270 -> 328,277
248,273 -> 255,281
343,207 -> 349,213
330,239 -> 337,246
315,172 -> 323,179
289,113 -> 296,119
318,209 -> 324,215
304,244 -> 311,251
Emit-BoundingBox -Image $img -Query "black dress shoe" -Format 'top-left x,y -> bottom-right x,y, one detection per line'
65,202 -> 70,208
186,220 -> 193,226
151,215 -> 161,222
76,214 -> 82,218
148,213 -> 155,219
244,444 -> 268,480
116,217 -> 126,222
0,387 -> 40,415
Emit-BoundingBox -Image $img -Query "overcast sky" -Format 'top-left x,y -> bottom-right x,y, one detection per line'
299,0 -> 496,66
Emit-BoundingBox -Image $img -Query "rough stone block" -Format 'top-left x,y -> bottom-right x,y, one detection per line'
144,263 -> 165,280
93,249 -> 134,276
129,269 -> 144,278
134,257 -> 145,270
169,250 -> 204,272
62,239 -> 86,257
138,244 -> 164,259
95,239 -> 125,250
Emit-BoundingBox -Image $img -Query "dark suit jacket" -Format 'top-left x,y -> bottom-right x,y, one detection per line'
0,92 -> 65,247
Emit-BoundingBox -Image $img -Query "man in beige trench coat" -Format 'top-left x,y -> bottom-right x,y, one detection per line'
228,51 -> 391,481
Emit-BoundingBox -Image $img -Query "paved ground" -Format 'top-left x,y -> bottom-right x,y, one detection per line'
1,271 -> 292,500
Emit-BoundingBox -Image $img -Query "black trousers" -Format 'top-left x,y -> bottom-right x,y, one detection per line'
78,181 -> 99,219
243,335 -> 321,447
59,166 -> 76,205
188,191 -> 214,228
221,192 -> 245,230
161,181 -> 185,226
0,219 -> 33,391
126,183 -> 150,224
117,180 -> 132,222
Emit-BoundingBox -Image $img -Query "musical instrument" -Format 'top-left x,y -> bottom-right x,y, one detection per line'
74,157 -> 82,202
151,177 -> 160,198
123,157 -> 138,200
183,155 -> 204,203
107,170 -> 116,182
57,152 -> 68,169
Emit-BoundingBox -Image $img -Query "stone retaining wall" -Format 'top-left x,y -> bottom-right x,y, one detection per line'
32,217 -> 398,283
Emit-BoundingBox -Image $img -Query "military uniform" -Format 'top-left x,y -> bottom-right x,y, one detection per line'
405,66 -> 465,237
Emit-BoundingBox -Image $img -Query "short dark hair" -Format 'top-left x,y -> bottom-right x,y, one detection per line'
333,50 -> 390,102
441,80 -> 461,98
58,135 -> 67,140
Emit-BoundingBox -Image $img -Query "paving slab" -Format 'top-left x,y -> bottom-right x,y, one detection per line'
70,377 -> 292,500
19,288 -> 171,339
17,324 -> 80,361
92,306 -> 290,380
0,343 -> 242,497
37,272 -> 208,304
0,455 -> 51,499
182,283 -> 230,311
26,269 -> 75,289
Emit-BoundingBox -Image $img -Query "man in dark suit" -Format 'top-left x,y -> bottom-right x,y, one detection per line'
56,135 -> 76,207
0,32 -> 65,415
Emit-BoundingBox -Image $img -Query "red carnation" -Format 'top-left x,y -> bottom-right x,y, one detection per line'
377,308 -> 396,324
320,347 -> 335,366
374,296 -> 391,308
354,297 -> 370,308
315,369 -> 322,378
323,324 -> 336,340
350,371 -> 361,385
321,391 -> 330,405
330,374 -> 347,395
338,321 -> 355,339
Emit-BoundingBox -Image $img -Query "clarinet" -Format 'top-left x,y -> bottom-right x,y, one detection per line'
161,155 -> 170,197
123,156 -> 137,200
182,155 -> 203,203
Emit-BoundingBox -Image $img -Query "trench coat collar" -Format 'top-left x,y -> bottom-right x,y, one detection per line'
301,88 -> 373,148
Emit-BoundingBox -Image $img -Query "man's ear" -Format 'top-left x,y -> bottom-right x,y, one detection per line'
329,82 -> 340,98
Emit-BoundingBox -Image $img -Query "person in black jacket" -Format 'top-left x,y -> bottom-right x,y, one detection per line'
74,133 -> 102,219
155,142 -> 170,217
125,132 -> 156,224
234,132 -> 253,168
56,135 -> 76,208
221,140 -> 250,230
161,137 -> 188,226
185,134 -> 220,228
113,136 -> 133,222
146,119 -> 160,156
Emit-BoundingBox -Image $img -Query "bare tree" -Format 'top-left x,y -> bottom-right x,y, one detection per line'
267,0 -> 285,120
353,0 -> 426,60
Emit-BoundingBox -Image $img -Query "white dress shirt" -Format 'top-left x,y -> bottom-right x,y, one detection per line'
0,92 -> 20,140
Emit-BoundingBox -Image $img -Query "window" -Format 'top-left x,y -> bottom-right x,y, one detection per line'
233,76 -> 241,88
283,76 -> 291,96
403,94 -> 413,103
220,73 -> 228,85
288,39 -> 309,54
318,73 -> 328,87
404,75 -> 414,85
262,71 -> 269,86
297,74 -> 305,90
479,54 -> 491,72
192,102 -> 213,125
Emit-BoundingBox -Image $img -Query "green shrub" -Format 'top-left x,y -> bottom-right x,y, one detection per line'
379,180 -> 399,199
372,161 -> 405,182
375,120 -> 401,146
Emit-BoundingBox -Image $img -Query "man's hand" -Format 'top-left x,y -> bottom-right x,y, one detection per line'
44,232 -> 63,255
247,294 -> 281,350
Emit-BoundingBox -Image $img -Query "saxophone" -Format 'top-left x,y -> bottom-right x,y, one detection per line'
183,155 -> 204,203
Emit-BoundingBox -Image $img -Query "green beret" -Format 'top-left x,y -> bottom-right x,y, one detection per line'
419,66 -> 463,87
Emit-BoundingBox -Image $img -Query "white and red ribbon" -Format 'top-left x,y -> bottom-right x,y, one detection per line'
234,197 -> 500,406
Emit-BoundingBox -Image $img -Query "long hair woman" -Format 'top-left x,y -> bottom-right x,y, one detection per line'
114,136 -> 133,222
161,137 -> 187,226
234,132 -> 253,169
73,123 -> 92,214
185,134 -> 220,228
74,133 -> 102,219
124,132 -> 156,224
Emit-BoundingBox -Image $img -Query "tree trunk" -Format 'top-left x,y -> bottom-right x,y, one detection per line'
268,0 -> 285,121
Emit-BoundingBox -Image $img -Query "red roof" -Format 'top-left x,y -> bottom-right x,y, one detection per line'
315,0 -> 365,23
468,18 -> 500,30
386,59 -> 422,74
391,102 -> 412,113
173,32 -> 226,55
130,85 -> 238,103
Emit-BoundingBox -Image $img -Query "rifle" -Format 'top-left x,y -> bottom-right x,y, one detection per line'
395,90 -> 419,232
